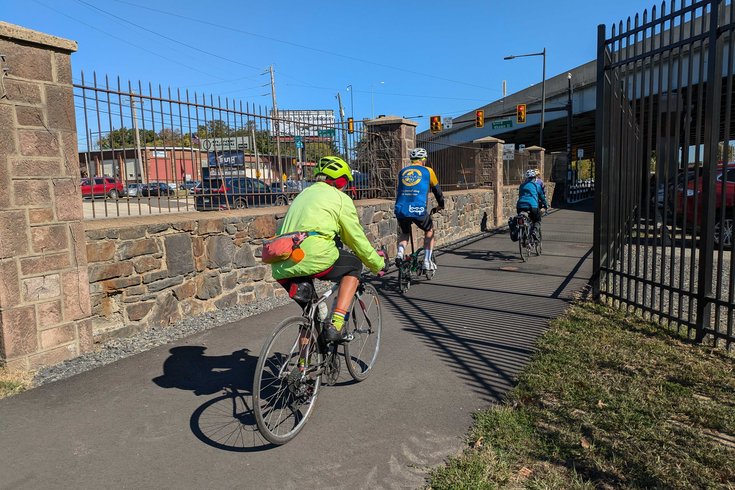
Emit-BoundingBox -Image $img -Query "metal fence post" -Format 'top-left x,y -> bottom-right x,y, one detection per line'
593,23 -> 607,300
695,0 -> 723,342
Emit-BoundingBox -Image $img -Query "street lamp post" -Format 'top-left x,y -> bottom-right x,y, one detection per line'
504,48 -> 546,148
347,84 -> 354,120
371,81 -> 384,119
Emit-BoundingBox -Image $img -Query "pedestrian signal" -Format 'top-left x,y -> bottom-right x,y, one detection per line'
475,110 -> 484,128
430,115 -> 442,134
347,117 -> 354,134
516,104 -> 527,124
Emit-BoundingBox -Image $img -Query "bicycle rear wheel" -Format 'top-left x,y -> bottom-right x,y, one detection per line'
344,283 -> 382,381
519,228 -> 529,262
252,316 -> 322,445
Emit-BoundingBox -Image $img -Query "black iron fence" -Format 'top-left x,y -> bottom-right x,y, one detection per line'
74,73 -> 383,218
595,0 -> 735,348
416,138 -> 480,190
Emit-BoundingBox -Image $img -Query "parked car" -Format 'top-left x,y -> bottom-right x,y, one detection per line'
80,177 -> 124,199
141,182 -> 174,197
125,183 -> 145,198
195,177 -> 289,211
180,180 -> 200,194
675,163 -> 735,247
270,180 -> 313,199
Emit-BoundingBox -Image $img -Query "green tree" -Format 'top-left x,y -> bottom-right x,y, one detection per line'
98,127 -> 156,149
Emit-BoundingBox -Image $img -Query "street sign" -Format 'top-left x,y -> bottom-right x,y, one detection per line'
518,144 -> 526,153
317,129 -> 335,137
201,136 -> 251,152
503,143 -> 515,160
295,135 -> 303,149
491,119 -> 512,130
444,117 -> 453,129
577,148 -> 584,159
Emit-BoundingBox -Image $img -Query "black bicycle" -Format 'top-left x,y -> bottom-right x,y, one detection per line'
516,211 -> 542,261
252,271 -> 382,445
396,208 -> 439,293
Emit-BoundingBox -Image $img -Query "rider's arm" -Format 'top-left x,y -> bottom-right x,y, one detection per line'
337,195 -> 384,274
427,167 -> 445,208
537,182 -> 549,209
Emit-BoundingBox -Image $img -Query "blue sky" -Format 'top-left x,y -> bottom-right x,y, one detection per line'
4,0 -> 654,131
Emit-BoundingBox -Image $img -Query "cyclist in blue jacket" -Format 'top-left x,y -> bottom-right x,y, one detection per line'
517,169 -> 548,236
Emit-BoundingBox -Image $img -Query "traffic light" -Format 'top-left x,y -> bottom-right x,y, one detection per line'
475,110 -> 484,128
516,104 -> 527,124
347,117 -> 354,134
430,115 -> 442,134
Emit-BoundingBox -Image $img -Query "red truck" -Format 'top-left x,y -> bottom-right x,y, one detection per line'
80,177 -> 124,199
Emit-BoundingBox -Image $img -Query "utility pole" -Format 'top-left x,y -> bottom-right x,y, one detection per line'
268,65 -> 283,184
130,92 -> 145,182
566,73 -> 573,203
336,92 -> 349,164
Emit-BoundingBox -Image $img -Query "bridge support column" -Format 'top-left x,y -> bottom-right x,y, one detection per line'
473,136 -> 504,227
526,146 -> 546,179
363,116 -> 418,198
0,23 -> 93,370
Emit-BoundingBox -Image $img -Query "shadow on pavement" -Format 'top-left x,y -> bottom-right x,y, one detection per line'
152,346 -> 275,452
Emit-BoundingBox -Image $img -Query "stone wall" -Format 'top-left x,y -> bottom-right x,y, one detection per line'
0,23 -> 93,370
84,189 -> 493,341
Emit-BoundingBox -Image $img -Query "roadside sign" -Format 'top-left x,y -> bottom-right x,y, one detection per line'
503,143 -> 515,160
317,129 -> 335,137
295,135 -> 303,149
444,117 -> 453,129
577,148 -> 584,159
491,119 -> 513,130
518,144 -> 526,153
201,136 -> 251,152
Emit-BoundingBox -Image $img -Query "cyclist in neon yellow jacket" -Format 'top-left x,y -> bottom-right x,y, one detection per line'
272,156 -> 385,342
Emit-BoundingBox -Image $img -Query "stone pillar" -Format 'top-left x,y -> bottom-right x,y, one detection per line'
363,115 -> 418,198
0,22 -> 92,370
526,145 -> 546,178
473,136 -> 504,227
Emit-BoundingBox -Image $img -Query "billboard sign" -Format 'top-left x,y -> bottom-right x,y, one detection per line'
207,150 -> 245,168
201,136 -> 251,152
274,110 -> 336,137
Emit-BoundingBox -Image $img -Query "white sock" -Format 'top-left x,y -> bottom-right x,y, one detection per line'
425,249 -> 433,262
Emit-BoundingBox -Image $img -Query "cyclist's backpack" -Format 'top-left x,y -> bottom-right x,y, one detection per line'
261,232 -> 314,264
508,216 -> 520,242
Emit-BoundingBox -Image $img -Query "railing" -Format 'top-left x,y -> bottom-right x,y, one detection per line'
595,0 -> 735,348
74,73 -> 382,219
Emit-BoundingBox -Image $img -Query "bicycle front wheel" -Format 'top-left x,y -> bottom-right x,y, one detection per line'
344,283 -> 382,381
252,316 -> 322,445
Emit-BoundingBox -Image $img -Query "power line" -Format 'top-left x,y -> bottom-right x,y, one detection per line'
74,0 -> 265,73
110,0 -> 502,93
31,0 -> 224,80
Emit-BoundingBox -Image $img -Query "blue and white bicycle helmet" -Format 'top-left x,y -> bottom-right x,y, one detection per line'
410,148 -> 428,160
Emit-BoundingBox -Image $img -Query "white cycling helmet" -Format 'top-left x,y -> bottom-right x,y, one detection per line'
525,169 -> 537,179
410,148 -> 428,160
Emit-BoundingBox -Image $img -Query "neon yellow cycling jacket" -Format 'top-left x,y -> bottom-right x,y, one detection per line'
270,182 -> 384,280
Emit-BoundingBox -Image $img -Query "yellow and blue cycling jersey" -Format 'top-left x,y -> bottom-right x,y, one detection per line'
394,165 -> 442,219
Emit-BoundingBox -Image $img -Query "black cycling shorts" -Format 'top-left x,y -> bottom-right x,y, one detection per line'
516,205 -> 541,223
277,249 -> 362,306
398,214 -> 433,234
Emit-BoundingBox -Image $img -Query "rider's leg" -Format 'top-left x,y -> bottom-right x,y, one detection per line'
423,228 -> 435,267
396,219 -> 411,260
316,250 -> 362,340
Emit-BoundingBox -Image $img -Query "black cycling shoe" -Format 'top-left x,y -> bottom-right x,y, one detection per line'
324,324 -> 349,343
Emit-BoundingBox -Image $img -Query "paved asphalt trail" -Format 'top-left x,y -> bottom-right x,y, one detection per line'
0,205 -> 593,490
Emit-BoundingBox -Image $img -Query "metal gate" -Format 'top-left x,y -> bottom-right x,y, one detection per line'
594,0 -> 735,348
74,73 -> 383,218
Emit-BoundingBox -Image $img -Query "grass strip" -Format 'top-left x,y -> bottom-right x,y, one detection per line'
0,367 -> 32,399
428,301 -> 735,489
